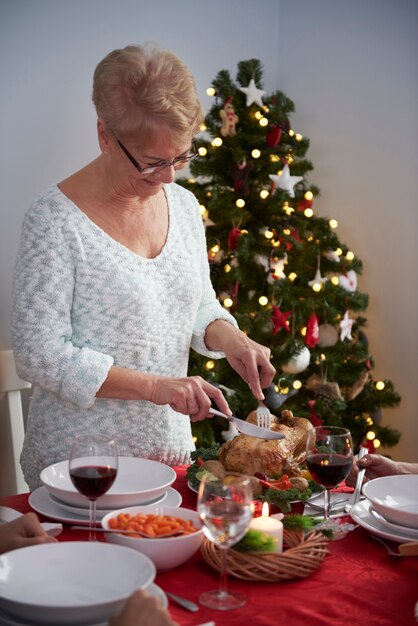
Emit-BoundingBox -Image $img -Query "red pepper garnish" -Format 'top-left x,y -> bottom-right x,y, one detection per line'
196,457 -> 204,467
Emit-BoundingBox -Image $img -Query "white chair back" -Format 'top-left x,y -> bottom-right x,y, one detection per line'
0,350 -> 31,493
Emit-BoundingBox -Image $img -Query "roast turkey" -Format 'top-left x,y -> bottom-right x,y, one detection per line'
218,409 -> 314,478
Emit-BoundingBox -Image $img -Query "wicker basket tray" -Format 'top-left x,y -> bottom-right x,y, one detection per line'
200,529 -> 329,582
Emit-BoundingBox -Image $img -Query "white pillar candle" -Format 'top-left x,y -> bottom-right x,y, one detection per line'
249,502 -> 283,552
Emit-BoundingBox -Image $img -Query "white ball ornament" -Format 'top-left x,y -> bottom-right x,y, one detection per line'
281,345 -> 311,374
317,323 -> 339,347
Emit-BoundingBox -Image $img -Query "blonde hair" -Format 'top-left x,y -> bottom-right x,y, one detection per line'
92,43 -> 204,144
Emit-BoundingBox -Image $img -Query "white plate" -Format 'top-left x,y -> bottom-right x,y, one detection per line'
48,489 -> 168,517
40,457 -> 176,509
0,542 -> 155,625
368,506 -> 418,539
0,584 -> 167,626
362,475 -> 418,528
350,499 -> 418,543
29,487 -> 182,526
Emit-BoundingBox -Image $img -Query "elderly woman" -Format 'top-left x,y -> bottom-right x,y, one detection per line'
12,44 -> 275,491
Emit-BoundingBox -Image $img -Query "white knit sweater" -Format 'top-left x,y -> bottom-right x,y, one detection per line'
12,183 -> 237,490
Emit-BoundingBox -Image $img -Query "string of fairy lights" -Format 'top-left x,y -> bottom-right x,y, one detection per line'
189,85 -> 388,449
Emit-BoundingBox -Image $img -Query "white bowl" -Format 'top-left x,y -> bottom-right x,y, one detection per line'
40,457 -> 176,509
362,474 -> 418,528
101,505 -> 204,572
0,542 -> 155,625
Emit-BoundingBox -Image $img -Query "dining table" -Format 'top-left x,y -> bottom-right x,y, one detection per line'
1,465 -> 417,626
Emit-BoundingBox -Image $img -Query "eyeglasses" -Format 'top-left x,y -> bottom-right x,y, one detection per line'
116,138 -> 199,175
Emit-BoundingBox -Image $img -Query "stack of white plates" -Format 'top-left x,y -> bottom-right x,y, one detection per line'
28,458 -> 182,526
0,541 -> 160,626
350,474 -> 418,543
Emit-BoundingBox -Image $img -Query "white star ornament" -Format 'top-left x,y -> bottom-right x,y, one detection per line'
239,79 -> 266,107
269,164 -> 303,198
340,311 -> 354,341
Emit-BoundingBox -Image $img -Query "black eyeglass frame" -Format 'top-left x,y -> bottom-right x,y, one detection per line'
116,138 -> 199,175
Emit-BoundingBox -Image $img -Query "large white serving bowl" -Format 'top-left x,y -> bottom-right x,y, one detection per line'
101,505 -> 204,572
40,457 -> 176,509
0,542 -> 155,625
362,474 -> 418,528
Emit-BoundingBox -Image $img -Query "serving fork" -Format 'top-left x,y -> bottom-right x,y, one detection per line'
208,407 -> 284,440
256,400 -> 272,429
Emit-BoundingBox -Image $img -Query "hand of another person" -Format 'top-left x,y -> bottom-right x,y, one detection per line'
0,512 -> 58,554
346,453 -> 405,487
222,331 -> 276,401
149,375 -> 232,422
109,589 -> 179,626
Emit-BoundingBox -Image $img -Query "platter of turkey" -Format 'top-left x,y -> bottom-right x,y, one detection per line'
187,409 -> 321,513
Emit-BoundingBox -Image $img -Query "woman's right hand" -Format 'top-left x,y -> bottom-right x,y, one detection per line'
149,375 -> 232,422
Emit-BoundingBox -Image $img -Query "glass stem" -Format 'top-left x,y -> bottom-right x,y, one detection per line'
89,499 -> 97,541
219,548 -> 229,597
324,488 -> 331,519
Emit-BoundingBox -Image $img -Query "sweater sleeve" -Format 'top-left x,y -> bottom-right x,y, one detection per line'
189,195 -> 239,359
11,206 -> 114,409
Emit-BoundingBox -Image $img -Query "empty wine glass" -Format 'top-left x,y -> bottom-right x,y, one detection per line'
306,425 -> 353,519
197,474 -> 253,610
69,434 -> 118,541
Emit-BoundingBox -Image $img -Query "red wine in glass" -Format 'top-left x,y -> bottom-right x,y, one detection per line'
306,426 -> 353,519
69,434 -> 118,541
307,453 -> 352,489
69,465 -> 117,500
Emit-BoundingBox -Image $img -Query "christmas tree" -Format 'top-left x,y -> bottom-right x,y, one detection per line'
179,59 -> 401,452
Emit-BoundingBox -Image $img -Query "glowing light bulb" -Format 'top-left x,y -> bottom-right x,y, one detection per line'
345,251 -> 355,261
200,205 -> 208,220
283,228 -> 291,235
331,276 -> 339,286
211,137 -> 223,147
187,178 -> 196,184
289,129 -> 295,137
375,381 -> 385,391
300,326 -> 307,336
263,106 -> 270,113
304,191 -> 314,201
295,133 -> 303,141
252,149 -> 261,158
274,384 -> 279,392
211,244 -> 220,254
206,191 -> 212,197
293,380 -> 302,390
373,439 -> 381,449
254,111 -> 263,120
329,219 -> 338,229
224,264 -> 231,273
205,360 -> 215,370
198,146 -> 207,157
270,154 -> 280,162
366,431 -> 376,441
259,296 -> 268,306
259,117 -> 268,127
336,248 -> 343,256
366,417 -> 373,425
288,272 -> 297,281
304,208 -> 314,218
193,436 -> 198,443
264,229 -> 274,239
312,282 -> 322,292
200,123 -> 207,132
223,297 -> 233,308
307,235 -> 314,242
320,353 -> 326,361
280,386 -> 289,395
236,198 -> 245,208
206,87 -> 216,96
260,189 -> 269,199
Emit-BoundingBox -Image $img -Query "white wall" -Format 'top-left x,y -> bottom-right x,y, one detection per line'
1,0 -> 416,469
277,0 -> 418,462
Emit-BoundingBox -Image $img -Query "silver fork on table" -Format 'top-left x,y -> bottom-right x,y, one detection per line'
256,400 -> 272,429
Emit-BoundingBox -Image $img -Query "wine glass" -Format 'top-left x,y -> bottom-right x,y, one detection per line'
197,474 -> 253,610
69,434 -> 118,541
306,425 -> 353,519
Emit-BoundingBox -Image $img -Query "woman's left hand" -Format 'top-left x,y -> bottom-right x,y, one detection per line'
224,332 -> 276,400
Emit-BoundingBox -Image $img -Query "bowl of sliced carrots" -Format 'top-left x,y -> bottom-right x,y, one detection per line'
101,506 -> 203,572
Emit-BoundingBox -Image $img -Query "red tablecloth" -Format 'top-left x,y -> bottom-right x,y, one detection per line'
2,467 -> 417,626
